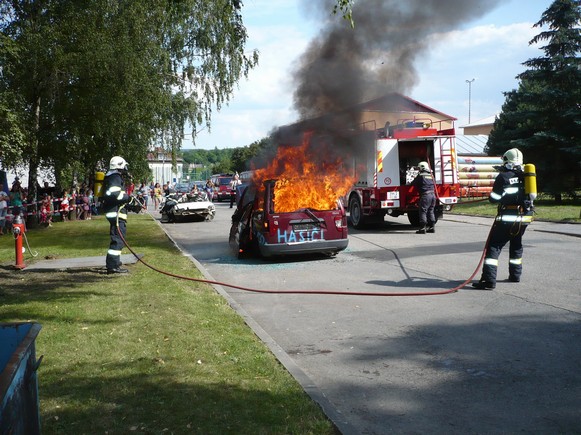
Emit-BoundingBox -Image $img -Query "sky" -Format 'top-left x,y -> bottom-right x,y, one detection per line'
185,0 -> 554,150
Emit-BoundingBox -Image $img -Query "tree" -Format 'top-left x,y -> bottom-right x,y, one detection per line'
487,0 -> 581,200
333,0 -> 354,28
0,0 -> 258,198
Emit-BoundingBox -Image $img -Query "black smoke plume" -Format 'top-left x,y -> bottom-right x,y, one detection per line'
293,0 -> 501,124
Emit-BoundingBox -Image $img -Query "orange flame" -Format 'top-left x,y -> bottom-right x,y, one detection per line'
253,134 -> 355,213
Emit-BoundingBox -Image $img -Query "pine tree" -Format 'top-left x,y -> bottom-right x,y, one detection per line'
487,0 -> 581,200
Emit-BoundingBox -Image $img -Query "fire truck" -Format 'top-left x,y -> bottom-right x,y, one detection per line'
344,118 -> 460,228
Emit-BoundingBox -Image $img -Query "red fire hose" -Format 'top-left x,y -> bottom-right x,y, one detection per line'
116,212 -> 495,297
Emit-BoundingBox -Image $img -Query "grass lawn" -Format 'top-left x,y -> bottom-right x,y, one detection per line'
450,197 -> 581,223
0,214 -> 335,434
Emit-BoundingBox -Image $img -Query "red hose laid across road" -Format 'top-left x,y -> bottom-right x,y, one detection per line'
117,212 -> 494,297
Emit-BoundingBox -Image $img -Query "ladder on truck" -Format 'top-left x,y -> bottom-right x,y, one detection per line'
435,136 -> 457,185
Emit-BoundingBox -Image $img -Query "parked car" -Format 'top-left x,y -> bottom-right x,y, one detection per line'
160,191 -> 215,223
229,180 -> 348,258
174,182 -> 191,194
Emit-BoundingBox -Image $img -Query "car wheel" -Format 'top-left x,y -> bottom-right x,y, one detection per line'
229,222 -> 240,253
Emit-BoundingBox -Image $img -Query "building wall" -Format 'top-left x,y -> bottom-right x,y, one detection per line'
147,148 -> 184,185
463,124 -> 493,135
148,161 -> 183,186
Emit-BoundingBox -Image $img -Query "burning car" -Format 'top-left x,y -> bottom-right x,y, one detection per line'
160,191 -> 215,223
230,180 -> 348,258
229,140 -> 352,258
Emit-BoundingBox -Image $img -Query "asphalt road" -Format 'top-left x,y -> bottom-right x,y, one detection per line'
153,202 -> 581,434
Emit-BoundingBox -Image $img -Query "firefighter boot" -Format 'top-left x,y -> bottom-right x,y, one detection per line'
472,279 -> 496,290
107,267 -> 129,275
416,227 -> 427,234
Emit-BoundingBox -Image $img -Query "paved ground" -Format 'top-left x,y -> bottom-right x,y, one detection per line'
21,210 -> 581,434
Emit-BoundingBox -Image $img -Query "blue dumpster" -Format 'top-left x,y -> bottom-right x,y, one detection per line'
0,322 -> 42,435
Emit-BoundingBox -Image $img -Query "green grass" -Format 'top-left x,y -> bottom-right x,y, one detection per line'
0,214 -> 335,434
450,198 -> 581,223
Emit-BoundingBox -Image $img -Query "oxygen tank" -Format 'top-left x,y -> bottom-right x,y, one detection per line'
94,171 -> 105,198
524,163 -> 537,201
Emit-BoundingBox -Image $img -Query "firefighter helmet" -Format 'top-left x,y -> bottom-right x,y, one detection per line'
109,156 -> 128,171
502,148 -> 523,169
418,161 -> 430,171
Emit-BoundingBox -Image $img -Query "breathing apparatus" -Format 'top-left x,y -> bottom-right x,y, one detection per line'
523,163 -> 537,207
501,148 -> 537,211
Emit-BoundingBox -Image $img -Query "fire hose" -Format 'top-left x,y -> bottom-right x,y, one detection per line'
116,210 -> 496,297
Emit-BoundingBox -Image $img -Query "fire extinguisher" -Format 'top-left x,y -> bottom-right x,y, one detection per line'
12,209 -> 26,269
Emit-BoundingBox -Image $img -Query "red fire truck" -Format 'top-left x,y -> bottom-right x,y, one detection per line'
344,118 -> 460,228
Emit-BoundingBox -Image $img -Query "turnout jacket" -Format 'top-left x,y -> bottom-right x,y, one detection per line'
489,167 -> 533,224
102,170 -> 130,221
411,170 -> 435,195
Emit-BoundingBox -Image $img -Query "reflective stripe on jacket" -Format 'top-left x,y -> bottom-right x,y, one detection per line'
489,168 -> 532,223
102,171 -> 129,221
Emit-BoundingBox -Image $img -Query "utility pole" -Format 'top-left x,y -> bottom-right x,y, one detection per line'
465,78 -> 475,123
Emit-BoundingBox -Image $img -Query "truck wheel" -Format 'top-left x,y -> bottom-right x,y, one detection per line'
349,196 -> 364,229
407,211 -> 420,227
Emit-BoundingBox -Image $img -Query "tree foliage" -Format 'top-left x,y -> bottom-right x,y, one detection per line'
487,0 -> 581,197
332,0 -> 355,28
181,136 -> 273,178
0,0 -> 258,198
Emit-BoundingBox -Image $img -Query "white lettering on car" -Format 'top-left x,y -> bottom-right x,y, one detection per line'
277,229 -> 325,243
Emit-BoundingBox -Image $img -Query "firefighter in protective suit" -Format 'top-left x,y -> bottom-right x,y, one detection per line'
411,161 -> 436,234
473,148 -> 534,289
103,156 -> 131,274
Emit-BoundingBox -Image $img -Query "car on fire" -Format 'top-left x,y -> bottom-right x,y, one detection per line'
160,190 -> 215,223
229,180 -> 349,258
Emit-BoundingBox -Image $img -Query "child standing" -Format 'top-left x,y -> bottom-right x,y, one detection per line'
0,191 -> 8,235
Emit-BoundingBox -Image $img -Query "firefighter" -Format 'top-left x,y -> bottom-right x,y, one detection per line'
473,148 -> 534,290
411,161 -> 436,234
103,156 -> 132,274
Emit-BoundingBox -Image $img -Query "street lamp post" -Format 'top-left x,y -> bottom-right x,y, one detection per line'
465,78 -> 475,124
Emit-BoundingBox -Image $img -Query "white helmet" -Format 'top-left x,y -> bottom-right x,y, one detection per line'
109,156 -> 128,171
502,148 -> 523,169
418,161 -> 430,171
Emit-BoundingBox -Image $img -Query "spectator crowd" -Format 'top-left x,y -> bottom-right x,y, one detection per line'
0,177 -> 225,236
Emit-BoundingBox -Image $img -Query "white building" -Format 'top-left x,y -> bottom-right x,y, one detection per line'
456,115 -> 498,155
147,148 -> 183,186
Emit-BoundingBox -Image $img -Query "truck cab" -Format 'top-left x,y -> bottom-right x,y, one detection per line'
210,173 -> 235,202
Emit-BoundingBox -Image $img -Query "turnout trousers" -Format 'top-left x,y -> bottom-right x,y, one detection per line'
482,221 -> 527,283
106,218 -> 127,270
419,193 -> 436,228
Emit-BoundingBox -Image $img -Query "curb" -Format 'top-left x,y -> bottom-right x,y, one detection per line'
151,212 -> 358,435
